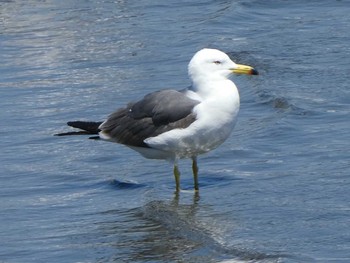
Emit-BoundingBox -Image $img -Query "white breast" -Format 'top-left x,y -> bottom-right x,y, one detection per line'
145,80 -> 240,159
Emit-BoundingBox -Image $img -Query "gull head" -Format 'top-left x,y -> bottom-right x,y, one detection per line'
188,48 -> 258,83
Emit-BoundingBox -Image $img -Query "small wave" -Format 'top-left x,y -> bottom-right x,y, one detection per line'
254,89 -> 311,116
108,178 -> 145,189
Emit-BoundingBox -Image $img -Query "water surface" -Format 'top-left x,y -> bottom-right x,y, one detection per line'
1,1 -> 349,262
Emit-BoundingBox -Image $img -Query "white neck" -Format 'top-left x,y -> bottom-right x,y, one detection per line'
190,78 -> 237,100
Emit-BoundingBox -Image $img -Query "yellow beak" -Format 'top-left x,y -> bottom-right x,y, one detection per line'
231,64 -> 259,75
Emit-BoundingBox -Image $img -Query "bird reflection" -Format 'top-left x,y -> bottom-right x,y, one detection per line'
93,191 -> 277,262
93,192 -> 222,262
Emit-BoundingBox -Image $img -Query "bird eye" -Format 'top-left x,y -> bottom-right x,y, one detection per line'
213,60 -> 221,65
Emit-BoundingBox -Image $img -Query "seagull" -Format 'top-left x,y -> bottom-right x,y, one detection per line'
56,48 -> 258,192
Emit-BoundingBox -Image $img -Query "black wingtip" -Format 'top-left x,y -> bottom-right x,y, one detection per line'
54,131 -> 93,136
66,121 -> 102,134
55,121 -> 103,136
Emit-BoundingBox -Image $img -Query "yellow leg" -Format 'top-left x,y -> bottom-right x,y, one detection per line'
192,157 -> 199,191
173,164 -> 181,192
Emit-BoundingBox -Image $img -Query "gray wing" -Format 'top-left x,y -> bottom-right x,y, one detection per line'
99,89 -> 200,148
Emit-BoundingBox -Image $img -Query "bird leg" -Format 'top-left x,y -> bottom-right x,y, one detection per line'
173,164 -> 181,192
192,157 -> 199,191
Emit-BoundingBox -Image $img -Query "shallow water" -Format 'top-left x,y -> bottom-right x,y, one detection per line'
1,1 -> 350,262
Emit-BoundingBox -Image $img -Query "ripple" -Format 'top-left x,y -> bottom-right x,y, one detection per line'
108,178 -> 146,190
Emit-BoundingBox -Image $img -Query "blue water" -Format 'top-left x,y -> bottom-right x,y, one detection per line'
1,1 -> 349,262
